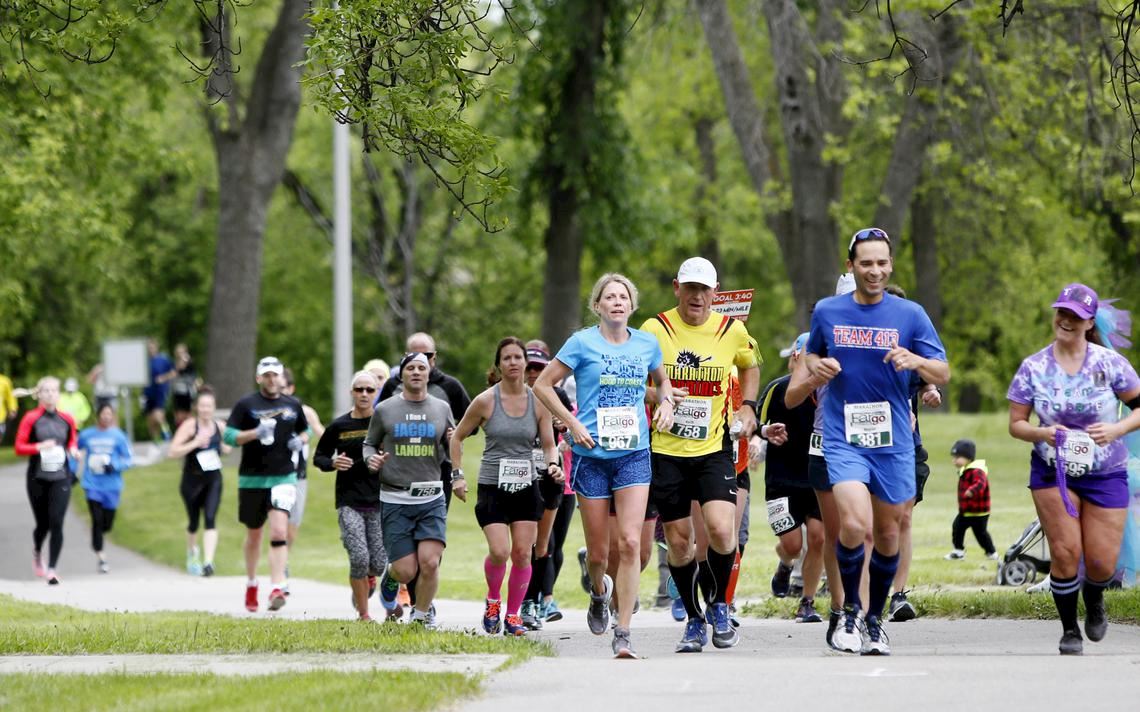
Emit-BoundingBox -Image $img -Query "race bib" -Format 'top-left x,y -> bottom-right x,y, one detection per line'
766,496 -> 796,535
498,458 -> 533,492
531,448 -> 546,470
809,432 -> 824,457
670,398 -> 712,440
270,483 -> 297,512
88,454 -> 111,474
844,401 -> 892,449
408,480 -> 444,499
40,446 -> 66,473
1056,431 -> 1095,478
195,448 -> 222,472
597,406 -> 640,451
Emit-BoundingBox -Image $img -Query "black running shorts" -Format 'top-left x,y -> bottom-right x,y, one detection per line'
651,450 -> 738,523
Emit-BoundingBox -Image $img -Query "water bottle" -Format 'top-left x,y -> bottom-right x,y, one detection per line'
729,421 -> 744,441
259,417 -> 276,446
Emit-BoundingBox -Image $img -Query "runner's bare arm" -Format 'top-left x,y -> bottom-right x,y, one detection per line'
649,365 -> 675,433
1008,401 -> 1064,447
785,355 -> 825,408
1087,385 -> 1140,445
733,364 -> 760,436
534,359 -> 594,449
449,390 -> 490,465
536,401 -> 564,484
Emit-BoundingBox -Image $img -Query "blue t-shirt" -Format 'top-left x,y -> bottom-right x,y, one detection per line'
78,426 -> 133,508
146,354 -> 174,401
554,326 -> 663,460
806,293 -> 947,455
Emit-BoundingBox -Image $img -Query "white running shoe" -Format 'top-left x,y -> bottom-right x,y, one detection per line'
832,608 -> 862,653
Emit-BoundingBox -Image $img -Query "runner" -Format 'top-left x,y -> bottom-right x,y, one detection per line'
640,257 -> 763,653
365,351 -> 455,629
282,368 -> 325,575
534,272 -> 675,659
168,386 -> 229,577
759,334 -> 824,623
171,343 -> 201,428
804,228 -> 949,655
1007,283 -> 1140,655
363,358 -> 391,391
313,370 -> 388,622
223,356 -> 309,613
14,377 -> 79,585
0,370 -> 16,442
77,403 -> 134,573
144,338 -> 177,443
452,338 -> 563,636
519,341 -> 574,629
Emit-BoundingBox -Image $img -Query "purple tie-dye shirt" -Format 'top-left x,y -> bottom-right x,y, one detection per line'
1007,342 -> 1140,474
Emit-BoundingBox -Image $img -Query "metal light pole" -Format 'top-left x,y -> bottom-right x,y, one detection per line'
332,2 -> 353,414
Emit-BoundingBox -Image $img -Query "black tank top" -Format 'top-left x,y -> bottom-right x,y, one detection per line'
183,420 -> 223,477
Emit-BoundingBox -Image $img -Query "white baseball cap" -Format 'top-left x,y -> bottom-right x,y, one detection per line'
676,257 -> 718,288
835,273 -> 855,296
256,356 -> 284,376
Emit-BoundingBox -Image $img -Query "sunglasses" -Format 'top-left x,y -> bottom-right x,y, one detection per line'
405,351 -> 435,360
848,227 -> 891,252
353,386 -> 377,394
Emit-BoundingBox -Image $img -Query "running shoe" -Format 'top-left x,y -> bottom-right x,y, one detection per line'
202,563 -> 215,577
33,549 -> 45,578
708,602 -> 739,648
944,549 -> 966,560
771,561 -> 793,598
544,598 -> 563,622
245,584 -> 258,612
410,608 -> 439,631
503,614 -> 527,637
1059,629 -> 1083,655
378,568 -> 400,611
46,571 -> 61,586
186,550 -> 203,576
789,573 -> 804,599
521,600 -> 543,630
729,602 -> 741,628
98,559 -> 110,575
860,614 -> 890,655
482,598 -> 503,634
986,551 -> 1000,560
577,546 -> 590,594
826,608 -> 841,649
1085,597 -> 1108,642
367,575 -> 376,599
675,616 -> 707,653
268,588 -> 287,611
398,584 -> 411,607
669,596 -> 686,622
795,596 -> 823,623
832,606 -> 862,654
586,573 -> 613,635
612,627 -> 637,659
887,591 -> 916,622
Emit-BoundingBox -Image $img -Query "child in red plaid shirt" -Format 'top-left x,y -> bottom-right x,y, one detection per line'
945,439 -> 997,560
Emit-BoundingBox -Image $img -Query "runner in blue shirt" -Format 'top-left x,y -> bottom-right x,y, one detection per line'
804,228 -> 949,655
78,403 -> 134,574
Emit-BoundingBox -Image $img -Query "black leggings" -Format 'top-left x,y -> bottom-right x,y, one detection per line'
181,471 -> 223,532
544,492 -> 577,596
27,476 -> 71,568
952,513 -> 995,555
87,499 -> 117,553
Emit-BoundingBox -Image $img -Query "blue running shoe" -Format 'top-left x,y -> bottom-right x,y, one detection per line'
675,616 -> 707,653
671,597 -> 686,622
709,602 -> 739,648
666,575 -> 680,600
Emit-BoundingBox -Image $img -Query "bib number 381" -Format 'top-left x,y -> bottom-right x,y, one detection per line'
844,401 -> 892,449
597,406 -> 640,451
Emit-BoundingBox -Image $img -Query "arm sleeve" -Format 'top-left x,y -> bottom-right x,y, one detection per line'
294,401 -> 309,434
313,423 -> 338,472
223,399 -> 248,446
60,412 -> 78,450
114,432 -> 134,472
1111,352 -> 1140,394
13,410 -> 38,456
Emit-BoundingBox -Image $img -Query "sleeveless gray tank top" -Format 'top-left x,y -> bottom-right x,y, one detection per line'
478,384 -> 539,486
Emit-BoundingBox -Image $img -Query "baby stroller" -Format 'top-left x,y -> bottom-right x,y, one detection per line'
996,518 -> 1052,586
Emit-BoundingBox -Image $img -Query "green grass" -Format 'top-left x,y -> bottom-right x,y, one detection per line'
0,671 -> 480,712
81,413 -> 1132,617
0,448 -> 22,468
0,594 -> 548,658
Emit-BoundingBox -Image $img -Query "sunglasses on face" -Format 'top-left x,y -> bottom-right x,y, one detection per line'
353,386 -> 376,394
406,351 -> 435,360
848,227 -> 891,251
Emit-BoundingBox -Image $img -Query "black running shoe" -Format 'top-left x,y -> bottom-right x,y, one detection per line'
1059,629 -> 1083,655
1085,598 -> 1108,642
771,561 -> 793,598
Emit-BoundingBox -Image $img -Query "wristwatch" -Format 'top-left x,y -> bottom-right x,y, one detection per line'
548,461 -> 560,469
450,468 -> 465,482
742,399 -> 758,414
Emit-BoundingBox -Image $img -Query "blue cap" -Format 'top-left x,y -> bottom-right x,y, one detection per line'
779,332 -> 810,358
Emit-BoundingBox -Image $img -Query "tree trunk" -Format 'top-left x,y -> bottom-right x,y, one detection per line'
693,115 -> 722,266
540,2 -> 608,352
909,181 -> 943,328
204,0 -> 309,406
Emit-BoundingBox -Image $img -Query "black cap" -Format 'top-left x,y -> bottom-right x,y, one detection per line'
950,439 -> 976,461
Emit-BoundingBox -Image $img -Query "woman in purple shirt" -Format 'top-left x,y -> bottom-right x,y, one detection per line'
1008,283 -> 1140,655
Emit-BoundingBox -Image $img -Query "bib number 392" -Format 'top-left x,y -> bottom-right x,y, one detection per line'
597,406 -> 640,451
844,401 -> 892,449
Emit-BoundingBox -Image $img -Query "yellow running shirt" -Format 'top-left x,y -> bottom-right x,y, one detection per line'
641,308 -> 762,457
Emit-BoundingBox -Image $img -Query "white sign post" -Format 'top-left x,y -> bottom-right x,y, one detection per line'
102,339 -> 149,436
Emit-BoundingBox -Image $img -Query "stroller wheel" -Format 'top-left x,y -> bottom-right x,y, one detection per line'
1001,560 -> 1033,587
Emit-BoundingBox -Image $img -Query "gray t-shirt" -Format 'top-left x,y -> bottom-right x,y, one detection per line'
363,393 -> 453,504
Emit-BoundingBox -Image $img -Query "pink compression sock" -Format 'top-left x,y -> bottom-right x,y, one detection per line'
507,564 -> 532,616
485,557 -> 507,601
